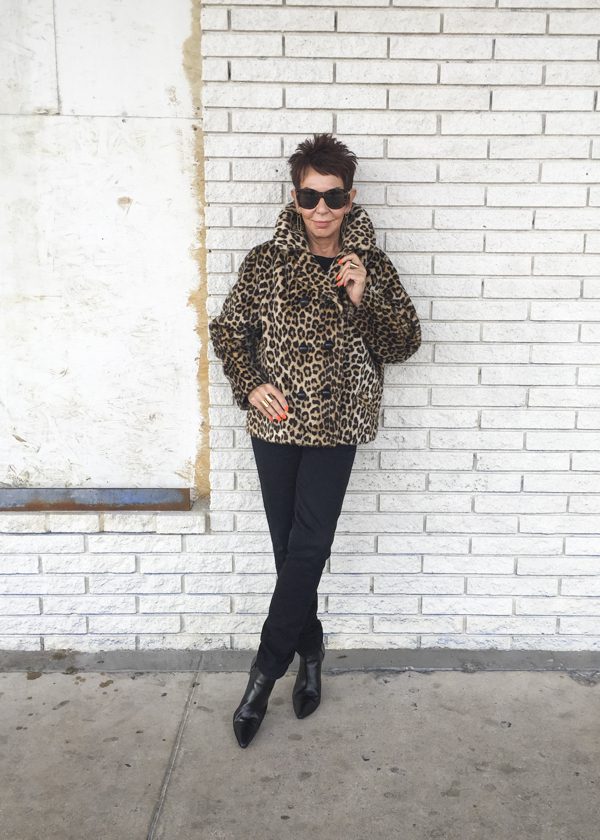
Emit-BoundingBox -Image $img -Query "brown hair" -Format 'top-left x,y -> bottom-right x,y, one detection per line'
287,133 -> 358,192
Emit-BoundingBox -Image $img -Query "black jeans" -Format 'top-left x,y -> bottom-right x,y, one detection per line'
250,435 -> 357,680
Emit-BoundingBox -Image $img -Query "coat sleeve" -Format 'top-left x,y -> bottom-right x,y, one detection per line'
208,246 -> 266,411
346,248 -> 422,365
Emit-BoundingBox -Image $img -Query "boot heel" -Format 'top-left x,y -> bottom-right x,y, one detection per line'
233,657 -> 276,748
292,642 -> 325,719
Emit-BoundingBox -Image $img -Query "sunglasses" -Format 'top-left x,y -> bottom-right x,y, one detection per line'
295,188 -> 350,210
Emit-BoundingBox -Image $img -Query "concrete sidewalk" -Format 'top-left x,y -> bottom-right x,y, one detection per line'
1,649 -> 599,840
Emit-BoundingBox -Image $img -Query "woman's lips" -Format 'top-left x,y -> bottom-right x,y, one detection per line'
313,221 -> 331,228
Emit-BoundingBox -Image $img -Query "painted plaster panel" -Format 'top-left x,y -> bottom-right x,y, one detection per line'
1,115 -> 202,487
55,0 -> 199,118
0,0 -> 58,114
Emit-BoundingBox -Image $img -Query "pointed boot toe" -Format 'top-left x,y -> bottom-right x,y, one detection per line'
232,657 -> 276,748
292,642 -> 325,720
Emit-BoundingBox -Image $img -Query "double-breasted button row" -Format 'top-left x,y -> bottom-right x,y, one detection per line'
292,386 -> 333,400
298,340 -> 334,353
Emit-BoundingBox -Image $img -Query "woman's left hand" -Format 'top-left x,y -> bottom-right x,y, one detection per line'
335,253 -> 367,307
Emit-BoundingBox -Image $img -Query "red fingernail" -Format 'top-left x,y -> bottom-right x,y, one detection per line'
337,258 -> 343,264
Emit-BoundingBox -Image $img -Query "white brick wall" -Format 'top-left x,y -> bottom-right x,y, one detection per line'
2,0 -> 600,654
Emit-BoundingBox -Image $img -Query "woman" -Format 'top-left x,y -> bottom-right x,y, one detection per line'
209,133 -> 421,749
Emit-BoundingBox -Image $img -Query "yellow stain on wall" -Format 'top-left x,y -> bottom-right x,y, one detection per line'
182,0 -> 210,501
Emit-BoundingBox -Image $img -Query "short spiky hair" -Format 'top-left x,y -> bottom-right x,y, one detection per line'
288,133 -> 358,192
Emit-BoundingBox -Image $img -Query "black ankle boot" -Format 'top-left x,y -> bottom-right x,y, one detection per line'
292,641 -> 325,719
232,655 -> 276,748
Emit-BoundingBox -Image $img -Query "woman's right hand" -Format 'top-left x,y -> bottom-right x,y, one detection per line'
248,384 -> 290,422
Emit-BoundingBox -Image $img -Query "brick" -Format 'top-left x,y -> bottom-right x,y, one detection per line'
204,133 -> 280,156
0,597 -> 40,615
89,616 -> 180,633
0,535 -> 84,553
529,387 -> 600,408
390,36 -> 492,59
474,493 -> 567,513
232,109 -> 333,133
424,556 -> 515,574
429,473 -> 521,492
525,432 -> 598,452
442,111 -> 541,134
200,7 -> 228,29
492,87 -> 593,111
478,447 -> 572,470
202,32 -> 283,57
378,534 -> 468,554
285,34 -> 387,58
423,595 -> 513,614
495,36 -> 597,60
567,537 -> 600,555
286,84 -> 386,110
516,596 -> 600,615
550,12 -> 600,34
203,82 -> 283,109
490,137 -> 589,158
481,408 -> 575,429
432,300 -> 527,321
0,514 -> 46,532
427,514 -> 518,533
389,86 -> 489,110
231,57 -> 333,83
337,60 -> 436,84
373,615 -> 462,632
444,11 -> 546,34
43,595 -> 135,613
337,9 -> 439,33
482,322 -> 578,342
483,276 -> 583,299
530,298 -> 600,321
430,429 -> 524,449
87,534 -> 181,553
435,344 -> 529,364
374,574 -> 464,594
442,61 -> 541,85
0,555 -> 39,573
231,8 -> 335,31
431,381 -> 529,407
480,361 -> 575,384
0,574 -> 84,594
471,534 -> 563,554
523,473 -> 598,493
102,513 -> 156,532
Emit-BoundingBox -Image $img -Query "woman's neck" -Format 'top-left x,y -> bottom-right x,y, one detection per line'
306,235 -> 341,257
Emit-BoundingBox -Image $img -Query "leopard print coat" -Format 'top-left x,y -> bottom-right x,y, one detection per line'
208,201 -> 422,447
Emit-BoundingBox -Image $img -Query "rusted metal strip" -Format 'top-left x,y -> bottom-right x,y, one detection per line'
0,488 -> 191,511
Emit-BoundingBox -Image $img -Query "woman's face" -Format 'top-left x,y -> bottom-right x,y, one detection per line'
291,165 -> 356,247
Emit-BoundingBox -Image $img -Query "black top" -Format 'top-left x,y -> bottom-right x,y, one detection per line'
311,254 -> 336,272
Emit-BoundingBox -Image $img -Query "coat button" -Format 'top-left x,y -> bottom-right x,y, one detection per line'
298,295 -> 309,307
296,388 -> 307,400
299,343 -> 310,354
323,339 -> 334,351
321,385 -> 332,399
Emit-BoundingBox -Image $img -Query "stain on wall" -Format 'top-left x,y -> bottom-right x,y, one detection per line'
182,0 -> 209,501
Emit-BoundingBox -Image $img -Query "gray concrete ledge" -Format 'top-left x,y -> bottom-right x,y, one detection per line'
2,647 -> 600,676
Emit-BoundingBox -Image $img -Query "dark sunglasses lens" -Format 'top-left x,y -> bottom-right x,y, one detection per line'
296,189 -> 348,210
324,189 -> 347,209
297,189 -> 319,209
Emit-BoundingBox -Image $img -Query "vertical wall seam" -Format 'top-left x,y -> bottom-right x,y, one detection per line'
183,0 -> 210,502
